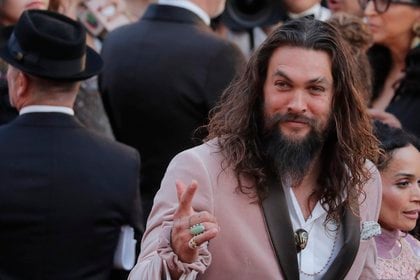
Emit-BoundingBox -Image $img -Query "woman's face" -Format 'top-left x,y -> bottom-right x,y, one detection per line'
379,144 -> 420,232
364,1 -> 420,47
328,0 -> 364,16
1,0 -> 49,25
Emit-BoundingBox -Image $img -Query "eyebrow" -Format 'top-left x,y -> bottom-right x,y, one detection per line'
273,69 -> 331,85
394,173 -> 416,179
273,70 -> 292,82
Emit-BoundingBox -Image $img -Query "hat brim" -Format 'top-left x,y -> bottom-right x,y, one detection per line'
0,26 -> 103,82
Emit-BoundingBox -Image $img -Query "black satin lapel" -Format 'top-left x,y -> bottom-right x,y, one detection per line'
261,178 -> 299,280
322,205 -> 361,280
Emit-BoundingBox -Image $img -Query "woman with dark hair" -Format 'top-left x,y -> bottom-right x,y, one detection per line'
373,122 -> 420,279
360,0 -> 420,137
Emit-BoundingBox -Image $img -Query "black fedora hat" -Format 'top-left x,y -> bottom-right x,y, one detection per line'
0,9 -> 103,81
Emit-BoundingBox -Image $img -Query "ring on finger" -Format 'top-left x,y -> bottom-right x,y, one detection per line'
188,236 -> 198,249
190,223 -> 205,236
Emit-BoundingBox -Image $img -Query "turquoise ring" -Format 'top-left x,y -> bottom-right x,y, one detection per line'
190,223 -> 205,236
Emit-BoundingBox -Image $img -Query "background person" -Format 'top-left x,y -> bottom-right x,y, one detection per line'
327,0 -> 365,16
0,10 -> 143,279
1,0 -> 116,137
360,0 -> 420,137
327,12 -> 373,103
99,0 -> 246,222
48,0 -> 125,138
283,0 -> 331,20
373,122 -> 420,279
0,0 -> 49,25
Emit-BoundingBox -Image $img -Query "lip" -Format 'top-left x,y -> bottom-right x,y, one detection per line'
365,19 -> 380,29
25,1 -> 46,9
327,0 -> 341,11
367,23 -> 381,33
402,210 -> 419,220
282,120 -> 309,128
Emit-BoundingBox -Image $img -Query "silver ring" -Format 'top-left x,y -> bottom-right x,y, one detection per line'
188,236 -> 198,249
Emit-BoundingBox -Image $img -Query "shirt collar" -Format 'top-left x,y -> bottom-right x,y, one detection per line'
288,3 -> 323,20
20,105 -> 74,116
158,0 -> 211,26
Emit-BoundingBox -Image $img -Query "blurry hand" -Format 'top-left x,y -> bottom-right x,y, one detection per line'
368,108 -> 402,128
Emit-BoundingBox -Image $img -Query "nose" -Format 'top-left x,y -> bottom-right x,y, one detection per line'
364,0 -> 376,16
411,182 -> 420,203
287,91 -> 307,114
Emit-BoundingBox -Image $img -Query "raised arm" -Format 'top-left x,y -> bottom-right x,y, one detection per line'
128,149 -> 220,280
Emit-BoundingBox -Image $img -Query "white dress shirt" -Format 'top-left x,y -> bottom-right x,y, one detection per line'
20,105 -> 74,116
288,3 -> 331,21
283,183 -> 344,280
158,0 -> 210,26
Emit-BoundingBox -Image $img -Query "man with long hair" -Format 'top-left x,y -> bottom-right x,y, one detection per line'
130,18 -> 382,280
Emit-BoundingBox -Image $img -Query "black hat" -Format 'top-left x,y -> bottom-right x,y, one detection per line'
0,9 -> 103,81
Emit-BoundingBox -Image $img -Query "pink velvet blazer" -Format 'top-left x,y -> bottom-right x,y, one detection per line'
129,140 -> 382,280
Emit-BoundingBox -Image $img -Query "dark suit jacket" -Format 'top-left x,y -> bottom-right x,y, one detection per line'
99,4 -> 245,220
0,113 -> 143,280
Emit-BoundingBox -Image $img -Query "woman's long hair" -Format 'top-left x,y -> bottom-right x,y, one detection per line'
368,44 -> 420,107
206,19 -> 380,223
394,45 -> 420,99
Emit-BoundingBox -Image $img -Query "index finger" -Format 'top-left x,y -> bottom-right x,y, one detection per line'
176,180 -> 198,215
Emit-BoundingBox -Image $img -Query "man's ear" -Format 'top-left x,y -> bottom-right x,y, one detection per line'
15,71 -> 30,99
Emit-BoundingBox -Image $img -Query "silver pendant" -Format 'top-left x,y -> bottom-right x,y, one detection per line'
295,229 -> 308,252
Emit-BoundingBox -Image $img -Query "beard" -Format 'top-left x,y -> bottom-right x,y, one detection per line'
260,112 -> 329,187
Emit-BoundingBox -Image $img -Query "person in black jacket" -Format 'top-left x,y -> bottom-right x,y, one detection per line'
0,10 -> 143,279
99,0 -> 246,221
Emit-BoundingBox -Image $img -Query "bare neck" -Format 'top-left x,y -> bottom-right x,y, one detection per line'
17,91 -> 76,112
387,34 -> 413,71
291,158 -> 321,220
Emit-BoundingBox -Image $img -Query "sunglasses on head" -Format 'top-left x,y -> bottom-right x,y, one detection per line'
359,0 -> 419,14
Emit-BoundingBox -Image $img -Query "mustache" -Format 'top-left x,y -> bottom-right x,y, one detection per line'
265,113 -> 316,129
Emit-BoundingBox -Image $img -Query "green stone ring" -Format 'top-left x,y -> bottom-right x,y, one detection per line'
190,223 -> 205,236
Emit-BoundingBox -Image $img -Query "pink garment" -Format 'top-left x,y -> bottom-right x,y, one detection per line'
129,140 -> 383,280
375,228 -> 420,279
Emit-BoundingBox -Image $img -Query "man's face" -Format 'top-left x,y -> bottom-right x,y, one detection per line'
283,0 -> 320,14
263,46 -> 334,143
208,0 -> 226,18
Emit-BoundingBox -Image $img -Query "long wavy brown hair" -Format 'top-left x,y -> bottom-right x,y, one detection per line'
206,19 -> 380,223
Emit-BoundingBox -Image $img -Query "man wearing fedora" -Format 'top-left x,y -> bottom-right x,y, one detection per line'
0,10 -> 143,280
